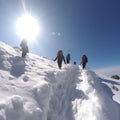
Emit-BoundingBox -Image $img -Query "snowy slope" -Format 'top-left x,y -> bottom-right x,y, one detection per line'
0,41 -> 120,120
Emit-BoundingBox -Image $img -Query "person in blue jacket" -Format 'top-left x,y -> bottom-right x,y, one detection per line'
66,53 -> 71,64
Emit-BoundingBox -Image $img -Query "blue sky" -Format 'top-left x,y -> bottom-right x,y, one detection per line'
0,0 -> 120,70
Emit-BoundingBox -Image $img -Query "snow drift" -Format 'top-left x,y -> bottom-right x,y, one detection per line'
0,41 -> 120,120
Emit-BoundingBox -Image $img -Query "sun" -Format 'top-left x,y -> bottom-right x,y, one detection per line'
16,14 -> 40,42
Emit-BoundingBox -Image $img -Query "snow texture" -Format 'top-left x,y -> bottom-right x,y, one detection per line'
0,41 -> 120,120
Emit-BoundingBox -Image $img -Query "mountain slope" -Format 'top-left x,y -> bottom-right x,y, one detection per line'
0,41 -> 120,120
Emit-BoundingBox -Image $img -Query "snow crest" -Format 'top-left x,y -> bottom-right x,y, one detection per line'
0,42 -> 120,120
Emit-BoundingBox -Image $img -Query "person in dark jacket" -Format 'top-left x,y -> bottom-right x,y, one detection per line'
66,53 -> 71,64
81,55 -> 88,69
54,50 -> 66,69
73,61 -> 77,65
20,39 -> 29,58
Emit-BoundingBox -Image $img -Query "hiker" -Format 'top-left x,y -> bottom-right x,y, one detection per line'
54,50 -> 66,69
73,61 -> 77,65
66,53 -> 71,64
20,39 -> 29,58
81,55 -> 88,69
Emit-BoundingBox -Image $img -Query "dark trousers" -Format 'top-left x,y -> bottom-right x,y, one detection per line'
58,60 -> 62,69
22,51 -> 27,58
66,59 -> 70,64
82,63 -> 86,69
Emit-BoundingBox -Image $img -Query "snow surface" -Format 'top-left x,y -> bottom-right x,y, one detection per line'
0,41 -> 120,120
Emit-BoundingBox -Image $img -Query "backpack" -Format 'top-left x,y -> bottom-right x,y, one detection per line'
82,55 -> 88,63
57,50 -> 63,59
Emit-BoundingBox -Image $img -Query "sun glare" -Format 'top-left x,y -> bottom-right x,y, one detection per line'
16,14 -> 40,41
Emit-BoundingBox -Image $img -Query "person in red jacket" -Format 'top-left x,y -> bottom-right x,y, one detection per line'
81,55 -> 88,69
54,50 -> 66,69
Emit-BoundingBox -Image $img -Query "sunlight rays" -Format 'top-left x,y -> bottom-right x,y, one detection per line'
16,0 -> 41,42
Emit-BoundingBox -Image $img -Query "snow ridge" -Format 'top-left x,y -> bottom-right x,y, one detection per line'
0,41 -> 120,120
47,66 -> 79,120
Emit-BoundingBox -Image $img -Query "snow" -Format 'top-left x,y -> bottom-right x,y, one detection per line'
0,41 -> 120,120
